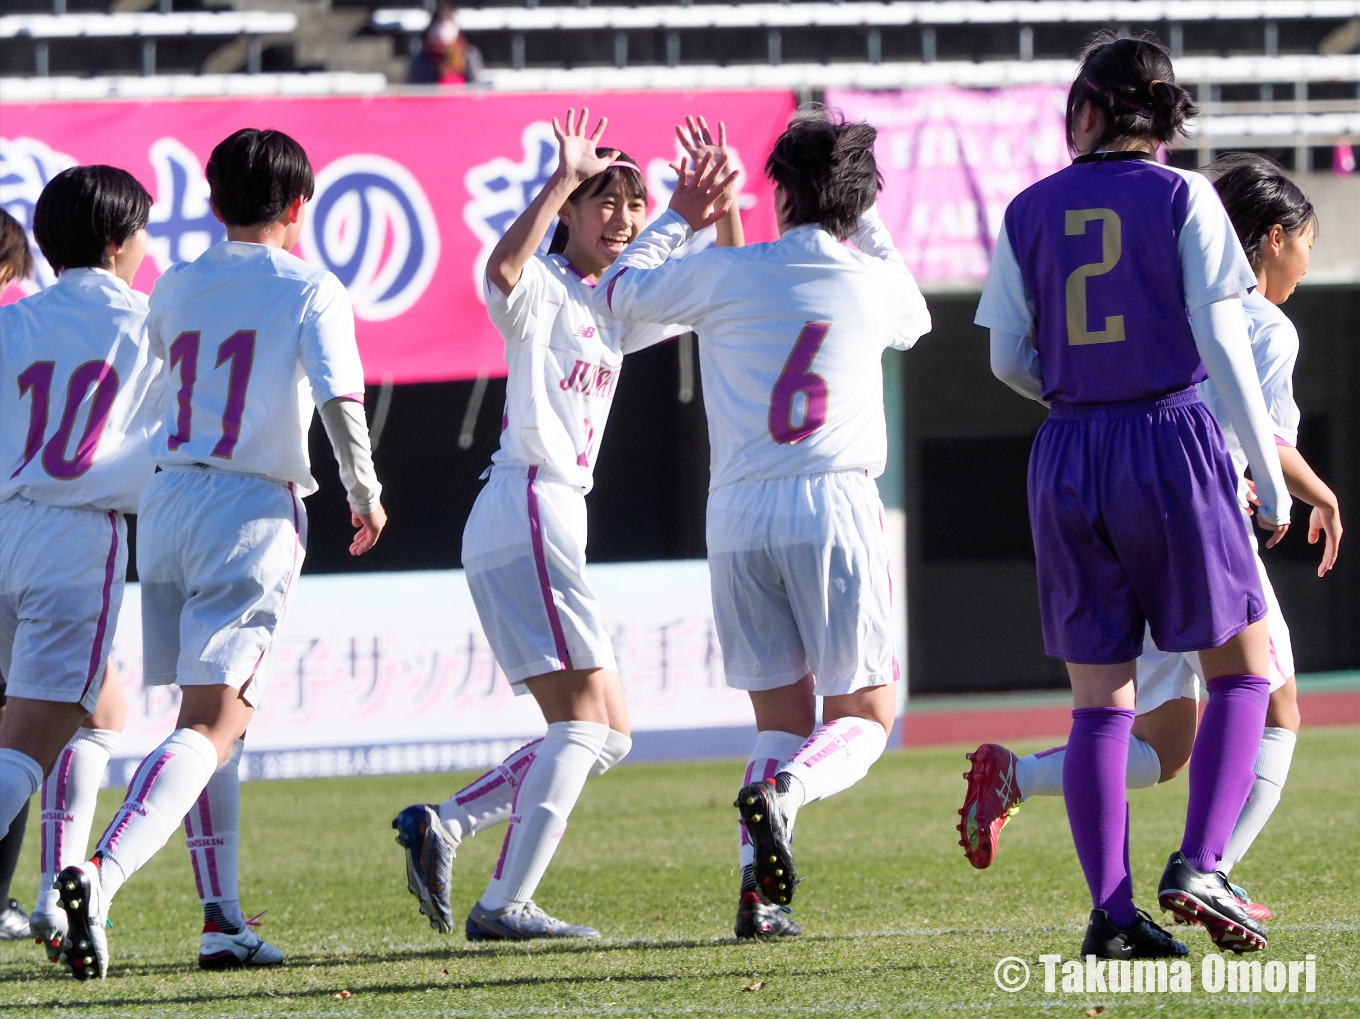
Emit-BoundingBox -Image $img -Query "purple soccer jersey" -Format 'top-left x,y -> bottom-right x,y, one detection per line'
1003,155 -> 1207,405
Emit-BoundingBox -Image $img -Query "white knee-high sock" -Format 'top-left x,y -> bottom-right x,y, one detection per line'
0,749 -> 41,839
439,729 -> 631,845
479,721 -> 609,911
186,739 -> 245,932
776,718 -> 889,831
38,727 -> 119,912
1220,726 -> 1297,874
95,728 -> 218,901
590,729 -> 632,777
1014,736 -> 1162,801
738,730 -> 806,887
438,738 -> 542,842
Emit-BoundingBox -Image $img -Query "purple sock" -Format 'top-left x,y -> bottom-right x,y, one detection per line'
1063,707 -> 1137,928
1181,673 -> 1270,873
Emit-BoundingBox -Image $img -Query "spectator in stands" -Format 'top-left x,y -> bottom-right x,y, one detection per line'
407,5 -> 483,86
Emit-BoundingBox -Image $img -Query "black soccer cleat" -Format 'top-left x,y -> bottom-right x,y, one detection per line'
54,862 -> 108,980
734,891 -> 801,939
1079,908 -> 1189,960
1157,851 -> 1268,953
735,779 -> 797,906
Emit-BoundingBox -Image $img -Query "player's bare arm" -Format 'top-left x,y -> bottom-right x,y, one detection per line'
1277,445 -> 1343,576
486,109 -> 617,296
676,116 -> 744,248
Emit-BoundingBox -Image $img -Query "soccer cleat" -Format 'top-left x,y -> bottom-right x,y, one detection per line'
464,900 -> 600,941
734,890 -> 801,939
29,900 -> 67,962
199,924 -> 284,969
1158,851 -> 1268,953
957,743 -> 1022,870
55,861 -> 108,980
735,779 -> 797,906
0,898 -> 30,940
392,804 -> 458,934
1227,881 -> 1273,923
1079,908 -> 1189,960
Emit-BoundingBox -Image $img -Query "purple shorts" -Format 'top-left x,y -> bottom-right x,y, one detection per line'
1028,387 -> 1266,665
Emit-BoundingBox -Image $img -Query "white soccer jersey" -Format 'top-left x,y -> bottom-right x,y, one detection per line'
487,253 -> 682,493
595,209 -> 931,490
146,242 -> 365,496
1,268 -> 160,513
1199,289 -> 1302,488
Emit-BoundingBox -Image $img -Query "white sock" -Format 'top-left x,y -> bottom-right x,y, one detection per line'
1220,726 -> 1297,874
95,728 -> 218,902
38,727 -> 119,912
438,738 -> 542,842
590,729 -> 632,777
739,730 -> 806,881
776,718 -> 888,831
479,720 -> 609,911
186,738 -> 242,930
0,749 -> 42,839
1015,736 -> 1161,800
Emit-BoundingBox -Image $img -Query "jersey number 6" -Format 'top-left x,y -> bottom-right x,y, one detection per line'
166,329 -> 256,459
1065,208 -> 1125,346
769,321 -> 831,445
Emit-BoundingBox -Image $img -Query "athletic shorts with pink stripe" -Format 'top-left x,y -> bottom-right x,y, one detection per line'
0,497 -> 125,713
138,467 -> 306,708
462,464 -> 616,687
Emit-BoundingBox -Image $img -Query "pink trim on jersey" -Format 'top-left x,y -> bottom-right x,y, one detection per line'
1274,434 -> 1293,447
557,256 -> 598,288
526,466 -> 573,671
605,267 -> 630,311
80,512 -> 119,704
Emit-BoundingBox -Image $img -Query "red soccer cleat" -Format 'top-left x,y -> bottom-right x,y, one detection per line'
957,743 -> 1022,870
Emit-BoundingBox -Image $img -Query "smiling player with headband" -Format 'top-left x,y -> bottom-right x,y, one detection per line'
393,109 -> 743,942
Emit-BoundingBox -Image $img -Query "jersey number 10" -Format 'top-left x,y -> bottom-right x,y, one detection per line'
166,329 -> 256,459
1065,208 -> 1126,346
14,360 -> 120,481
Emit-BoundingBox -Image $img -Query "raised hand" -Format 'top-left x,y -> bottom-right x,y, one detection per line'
667,152 -> 740,234
552,108 -> 617,185
676,116 -> 738,202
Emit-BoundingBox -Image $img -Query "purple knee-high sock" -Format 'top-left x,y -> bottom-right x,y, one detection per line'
1064,707 -> 1137,928
1181,674 -> 1270,873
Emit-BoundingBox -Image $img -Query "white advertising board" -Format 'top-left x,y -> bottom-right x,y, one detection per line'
107,560 -> 757,783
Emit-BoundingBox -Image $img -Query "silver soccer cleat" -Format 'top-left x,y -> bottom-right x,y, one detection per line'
465,900 -> 600,941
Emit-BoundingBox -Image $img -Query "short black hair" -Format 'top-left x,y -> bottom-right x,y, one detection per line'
0,206 -> 34,285
765,107 -> 880,240
32,165 -> 151,276
1203,152 -> 1317,271
1067,32 -> 1198,153
548,148 -> 647,256
206,128 -> 315,228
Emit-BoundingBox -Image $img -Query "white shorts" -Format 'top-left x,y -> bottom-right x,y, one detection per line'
1136,546 -> 1293,714
462,466 -> 615,688
137,467 -> 306,708
0,497 -> 125,713
707,470 -> 897,697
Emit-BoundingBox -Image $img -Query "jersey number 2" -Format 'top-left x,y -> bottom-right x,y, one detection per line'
13,360 -> 120,481
769,321 -> 831,445
166,330 -> 256,458
1065,208 -> 1125,346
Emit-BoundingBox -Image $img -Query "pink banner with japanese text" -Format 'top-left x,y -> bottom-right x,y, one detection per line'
0,90 -> 795,383
827,87 -> 1070,284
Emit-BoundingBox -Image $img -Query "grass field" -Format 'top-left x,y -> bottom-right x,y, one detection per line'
2,727 -> 1357,1017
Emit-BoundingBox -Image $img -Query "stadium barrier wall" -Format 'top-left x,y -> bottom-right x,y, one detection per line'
0,90 -> 794,384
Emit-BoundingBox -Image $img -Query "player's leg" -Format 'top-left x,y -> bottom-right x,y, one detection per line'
31,665 -> 125,959
466,667 -> 614,941
0,681 -> 31,941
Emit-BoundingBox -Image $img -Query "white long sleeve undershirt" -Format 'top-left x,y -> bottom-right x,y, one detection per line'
320,397 -> 382,516
988,328 -> 1047,405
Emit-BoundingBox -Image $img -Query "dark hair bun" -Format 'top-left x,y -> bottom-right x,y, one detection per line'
765,107 -> 881,240
1068,31 -> 1198,153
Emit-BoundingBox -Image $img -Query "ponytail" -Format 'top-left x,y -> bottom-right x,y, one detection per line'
1067,32 -> 1198,154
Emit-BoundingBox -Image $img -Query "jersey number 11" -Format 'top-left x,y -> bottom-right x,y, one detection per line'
166,329 -> 256,459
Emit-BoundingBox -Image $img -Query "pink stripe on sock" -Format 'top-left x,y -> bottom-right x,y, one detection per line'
45,748 -> 75,872
1034,745 -> 1066,759
455,742 -> 540,805
799,725 -> 864,768
491,748 -> 536,881
526,467 -> 572,671
79,513 -> 119,703
197,792 -> 213,836
100,750 -> 175,855
204,847 -> 221,898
